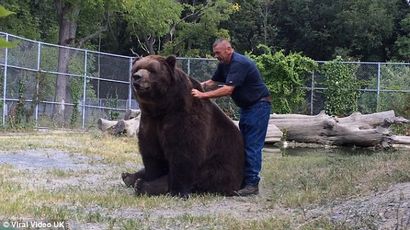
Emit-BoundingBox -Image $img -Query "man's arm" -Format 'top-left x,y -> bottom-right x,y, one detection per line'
191,84 -> 234,99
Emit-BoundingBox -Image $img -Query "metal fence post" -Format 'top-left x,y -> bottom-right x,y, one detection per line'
376,62 -> 381,112
82,50 -> 88,129
2,33 -> 8,126
35,42 -> 42,127
310,71 -> 315,115
187,58 -> 191,76
128,57 -> 132,109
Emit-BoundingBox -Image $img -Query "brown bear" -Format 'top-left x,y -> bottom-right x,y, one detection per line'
121,55 -> 244,197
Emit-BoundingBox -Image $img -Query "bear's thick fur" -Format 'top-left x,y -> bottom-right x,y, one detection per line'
121,55 -> 244,197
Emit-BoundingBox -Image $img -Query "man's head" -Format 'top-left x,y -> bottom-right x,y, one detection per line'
213,39 -> 234,64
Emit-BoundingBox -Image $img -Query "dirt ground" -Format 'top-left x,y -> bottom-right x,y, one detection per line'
1,149 -> 409,229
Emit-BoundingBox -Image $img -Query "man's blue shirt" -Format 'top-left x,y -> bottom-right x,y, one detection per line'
212,52 -> 270,108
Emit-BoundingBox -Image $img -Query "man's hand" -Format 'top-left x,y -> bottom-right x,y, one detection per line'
200,82 -> 206,89
192,84 -> 234,99
191,89 -> 206,99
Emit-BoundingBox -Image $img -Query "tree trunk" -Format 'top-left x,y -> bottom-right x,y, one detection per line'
54,0 -> 80,125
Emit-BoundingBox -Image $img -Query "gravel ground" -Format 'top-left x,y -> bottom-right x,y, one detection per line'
1,149 -> 409,229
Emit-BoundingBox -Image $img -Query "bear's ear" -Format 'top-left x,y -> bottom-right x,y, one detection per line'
132,56 -> 141,65
165,55 -> 176,69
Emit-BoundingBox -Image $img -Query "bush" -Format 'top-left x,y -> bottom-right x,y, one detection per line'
320,57 -> 363,116
248,45 -> 317,114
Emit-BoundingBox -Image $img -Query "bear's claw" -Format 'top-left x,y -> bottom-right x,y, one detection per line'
134,178 -> 144,195
121,172 -> 135,187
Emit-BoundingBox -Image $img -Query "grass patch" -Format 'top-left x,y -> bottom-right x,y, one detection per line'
47,168 -> 73,178
261,148 -> 410,208
0,131 -> 409,229
0,131 -> 140,165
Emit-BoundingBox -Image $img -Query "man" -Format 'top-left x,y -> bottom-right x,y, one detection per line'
191,38 -> 271,196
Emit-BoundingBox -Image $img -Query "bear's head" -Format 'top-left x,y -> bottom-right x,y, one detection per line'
131,55 -> 177,101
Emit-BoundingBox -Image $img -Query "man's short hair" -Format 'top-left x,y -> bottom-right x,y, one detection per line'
213,38 -> 232,48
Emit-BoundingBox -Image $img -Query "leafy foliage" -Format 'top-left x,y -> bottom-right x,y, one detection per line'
119,0 -> 236,56
162,0 -> 235,57
69,78 -> 82,127
379,64 -> 410,117
1,0 -> 409,61
320,57 -> 362,116
358,63 -> 410,119
248,45 -> 318,114
334,0 -> 398,61
0,5 -> 13,17
393,12 -> 410,62
223,0 -> 277,53
120,0 -> 183,54
106,91 -> 119,120
7,78 -> 35,129
231,0 -> 408,62
0,0 -> 57,42
121,0 -> 182,37
0,4 -> 16,48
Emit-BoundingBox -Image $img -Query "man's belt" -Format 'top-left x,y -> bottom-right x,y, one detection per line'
259,95 -> 272,103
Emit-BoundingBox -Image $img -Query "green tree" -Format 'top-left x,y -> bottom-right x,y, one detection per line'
393,12 -> 410,61
0,0 -> 58,42
52,0 -> 117,125
334,0 -> 398,61
248,45 -> 317,114
225,0 -> 408,62
119,0 -> 236,56
271,0 -> 338,60
120,0 -> 183,55
162,0 -> 236,57
223,0 -> 278,54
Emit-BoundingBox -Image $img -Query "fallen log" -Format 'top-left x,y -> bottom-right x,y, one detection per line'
232,120 -> 283,143
99,109 -> 409,148
97,118 -> 117,132
97,109 -> 141,137
390,135 -> 410,145
265,125 -> 283,143
266,110 -> 409,148
124,109 -> 141,120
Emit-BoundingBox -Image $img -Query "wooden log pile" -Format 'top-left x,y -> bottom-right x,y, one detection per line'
266,110 -> 410,148
98,109 -> 410,148
97,109 -> 141,137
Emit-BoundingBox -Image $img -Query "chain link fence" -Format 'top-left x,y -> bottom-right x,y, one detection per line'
306,62 -> 410,117
0,32 -> 409,129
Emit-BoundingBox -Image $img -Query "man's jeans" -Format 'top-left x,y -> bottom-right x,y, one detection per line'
239,100 -> 271,186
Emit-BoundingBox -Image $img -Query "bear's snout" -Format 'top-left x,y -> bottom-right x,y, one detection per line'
132,69 -> 151,91
132,73 -> 142,81
133,80 -> 150,91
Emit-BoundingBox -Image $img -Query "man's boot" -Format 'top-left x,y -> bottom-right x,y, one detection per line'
235,184 -> 259,196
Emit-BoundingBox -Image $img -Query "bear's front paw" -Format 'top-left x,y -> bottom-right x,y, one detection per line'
134,178 -> 145,195
121,172 -> 136,187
